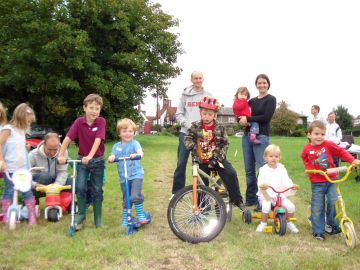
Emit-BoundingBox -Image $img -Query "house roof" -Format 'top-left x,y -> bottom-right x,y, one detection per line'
218,107 -> 234,116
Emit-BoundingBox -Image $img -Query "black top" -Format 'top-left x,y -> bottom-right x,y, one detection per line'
246,94 -> 276,136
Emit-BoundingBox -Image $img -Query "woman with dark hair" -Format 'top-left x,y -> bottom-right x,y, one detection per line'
239,74 -> 276,207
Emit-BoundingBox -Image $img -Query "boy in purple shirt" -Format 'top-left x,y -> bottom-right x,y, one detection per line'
58,94 -> 106,230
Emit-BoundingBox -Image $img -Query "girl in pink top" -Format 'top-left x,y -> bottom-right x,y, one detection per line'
232,87 -> 260,144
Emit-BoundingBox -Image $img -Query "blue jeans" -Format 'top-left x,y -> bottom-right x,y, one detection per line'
242,133 -> 269,205
2,172 -> 33,201
311,182 -> 338,234
76,157 -> 105,204
172,132 -> 190,194
120,178 -> 144,206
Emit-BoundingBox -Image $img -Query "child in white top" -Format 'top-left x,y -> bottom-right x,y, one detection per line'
256,144 -> 299,233
0,103 -> 37,225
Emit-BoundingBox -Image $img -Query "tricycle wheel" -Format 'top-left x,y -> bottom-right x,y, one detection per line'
274,213 -> 286,236
225,201 -> 232,222
242,208 -> 252,224
9,211 -> 17,230
343,221 -> 357,249
48,208 -> 60,222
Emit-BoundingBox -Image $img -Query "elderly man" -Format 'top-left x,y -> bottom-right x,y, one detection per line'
29,132 -> 70,205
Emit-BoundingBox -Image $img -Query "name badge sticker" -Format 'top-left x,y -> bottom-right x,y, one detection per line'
92,127 -> 98,132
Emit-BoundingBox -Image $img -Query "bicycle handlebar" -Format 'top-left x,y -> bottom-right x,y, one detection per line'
36,184 -> 71,194
305,164 -> 356,184
266,185 -> 296,194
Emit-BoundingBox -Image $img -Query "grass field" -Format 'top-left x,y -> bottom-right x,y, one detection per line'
1,135 -> 360,270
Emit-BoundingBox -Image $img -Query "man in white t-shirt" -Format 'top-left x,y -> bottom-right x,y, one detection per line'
309,105 -> 326,125
326,111 -> 342,166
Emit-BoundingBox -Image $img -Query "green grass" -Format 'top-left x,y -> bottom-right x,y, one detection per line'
1,135 -> 360,270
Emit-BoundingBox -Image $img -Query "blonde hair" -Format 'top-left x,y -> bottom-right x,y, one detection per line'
234,86 -> 250,100
0,102 -> 7,126
263,144 -> 281,159
83,94 -> 103,108
10,103 -> 35,130
116,118 -> 137,136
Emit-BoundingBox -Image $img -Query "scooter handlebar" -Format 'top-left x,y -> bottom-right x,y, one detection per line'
111,155 -> 142,163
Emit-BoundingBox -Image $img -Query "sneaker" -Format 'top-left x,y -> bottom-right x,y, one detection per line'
313,233 -> 325,241
325,224 -> 341,235
256,222 -> 267,232
169,194 -> 175,201
287,222 -> 299,233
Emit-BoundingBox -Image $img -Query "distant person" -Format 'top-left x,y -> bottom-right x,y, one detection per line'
309,105 -> 326,125
239,74 -> 276,208
58,94 -> 106,230
232,87 -> 260,144
325,112 -> 342,167
171,71 -> 212,198
256,144 -> 299,233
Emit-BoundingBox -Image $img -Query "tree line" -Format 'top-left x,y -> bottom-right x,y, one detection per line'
0,0 -> 182,138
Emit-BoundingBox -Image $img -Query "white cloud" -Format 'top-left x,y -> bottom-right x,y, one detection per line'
145,0 -> 360,118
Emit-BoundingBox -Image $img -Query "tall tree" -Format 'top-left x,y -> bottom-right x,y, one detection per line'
0,0 -> 182,138
333,105 -> 353,132
271,101 -> 298,136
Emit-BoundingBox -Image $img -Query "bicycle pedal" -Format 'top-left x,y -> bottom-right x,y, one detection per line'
264,226 -> 272,233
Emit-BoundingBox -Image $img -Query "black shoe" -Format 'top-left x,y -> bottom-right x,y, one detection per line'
313,233 -> 325,241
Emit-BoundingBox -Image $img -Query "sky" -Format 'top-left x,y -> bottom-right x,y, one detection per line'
144,0 -> 360,118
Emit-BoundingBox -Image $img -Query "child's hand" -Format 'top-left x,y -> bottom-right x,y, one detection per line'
352,159 -> 360,166
82,156 -> 91,165
0,160 -> 6,172
292,184 -> 300,190
108,155 -> 115,163
130,153 -> 138,160
57,156 -> 66,165
259,183 -> 268,190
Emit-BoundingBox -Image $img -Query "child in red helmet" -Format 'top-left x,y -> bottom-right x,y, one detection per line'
184,96 -> 247,212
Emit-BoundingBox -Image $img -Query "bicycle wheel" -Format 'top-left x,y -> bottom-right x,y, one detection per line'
225,201 -> 232,222
274,213 -> 286,236
167,185 -> 227,244
9,211 -> 17,230
343,221 -> 358,249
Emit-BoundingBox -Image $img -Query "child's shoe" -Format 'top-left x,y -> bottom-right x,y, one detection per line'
256,222 -> 267,232
325,224 -> 341,235
287,222 -> 299,233
135,203 -> 150,225
313,233 -> 325,241
250,133 -> 261,144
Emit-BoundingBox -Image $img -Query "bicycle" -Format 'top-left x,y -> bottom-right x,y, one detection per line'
167,156 -> 252,244
305,165 -> 359,249
66,159 -> 81,237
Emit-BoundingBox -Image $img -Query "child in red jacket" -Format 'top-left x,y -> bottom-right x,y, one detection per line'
301,120 -> 360,240
232,87 -> 260,144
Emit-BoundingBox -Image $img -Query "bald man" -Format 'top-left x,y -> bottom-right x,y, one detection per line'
171,71 -> 212,197
29,132 -> 70,204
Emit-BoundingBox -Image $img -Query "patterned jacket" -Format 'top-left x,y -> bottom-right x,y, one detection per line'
184,120 -> 228,162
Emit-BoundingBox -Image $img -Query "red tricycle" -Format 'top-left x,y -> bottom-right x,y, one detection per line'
252,185 -> 298,235
35,183 -> 72,222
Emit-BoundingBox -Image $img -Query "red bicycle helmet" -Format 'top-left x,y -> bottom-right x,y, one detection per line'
199,96 -> 222,112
